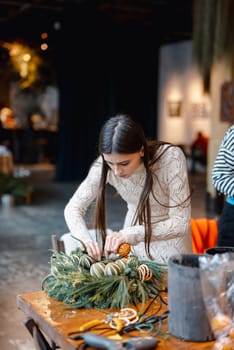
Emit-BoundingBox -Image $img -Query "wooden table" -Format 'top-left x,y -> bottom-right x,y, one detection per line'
17,290 -> 215,350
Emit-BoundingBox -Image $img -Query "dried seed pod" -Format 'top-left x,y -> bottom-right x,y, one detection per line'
115,258 -> 127,272
104,262 -> 121,276
117,243 -> 131,257
137,267 -> 144,282
70,253 -> 80,264
137,264 -> 153,281
144,269 -> 153,281
90,262 -> 106,278
79,254 -> 96,269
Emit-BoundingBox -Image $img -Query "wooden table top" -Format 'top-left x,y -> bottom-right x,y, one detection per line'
17,290 -> 215,350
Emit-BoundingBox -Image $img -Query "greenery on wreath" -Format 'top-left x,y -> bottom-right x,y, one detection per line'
42,240 -> 167,311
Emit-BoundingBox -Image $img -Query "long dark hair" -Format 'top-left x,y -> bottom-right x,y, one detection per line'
93,113 -> 189,259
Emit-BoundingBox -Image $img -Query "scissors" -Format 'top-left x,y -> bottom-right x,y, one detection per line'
68,308 -> 139,339
119,310 -> 169,336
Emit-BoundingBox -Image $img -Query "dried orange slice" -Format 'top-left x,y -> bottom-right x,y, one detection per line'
117,243 -> 131,257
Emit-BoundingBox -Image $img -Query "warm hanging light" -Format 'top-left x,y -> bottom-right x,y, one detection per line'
2,42 -> 41,89
41,32 -> 48,40
41,43 -> 48,51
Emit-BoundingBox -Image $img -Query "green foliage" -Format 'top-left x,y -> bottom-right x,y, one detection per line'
42,246 -> 168,311
0,172 -> 32,203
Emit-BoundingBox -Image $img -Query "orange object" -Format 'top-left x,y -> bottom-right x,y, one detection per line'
117,243 -> 131,257
190,218 -> 218,254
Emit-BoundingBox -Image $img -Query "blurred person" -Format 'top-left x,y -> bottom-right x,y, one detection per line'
190,131 -> 209,173
212,125 -> 234,246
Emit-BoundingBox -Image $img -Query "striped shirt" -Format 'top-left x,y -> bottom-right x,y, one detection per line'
212,125 -> 234,197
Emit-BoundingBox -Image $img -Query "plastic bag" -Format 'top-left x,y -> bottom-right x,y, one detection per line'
199,253 -> 234,349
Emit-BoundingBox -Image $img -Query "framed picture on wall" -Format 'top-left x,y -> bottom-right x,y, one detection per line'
168,100 -> 182,117
220,81 -> 234,123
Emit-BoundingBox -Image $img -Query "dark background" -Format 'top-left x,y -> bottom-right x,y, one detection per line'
0,0 -> 193,180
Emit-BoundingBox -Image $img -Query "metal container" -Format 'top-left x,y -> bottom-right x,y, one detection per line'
168,254 -> 214,342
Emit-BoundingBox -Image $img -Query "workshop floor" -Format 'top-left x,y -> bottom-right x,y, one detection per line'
0,163 -> 209,350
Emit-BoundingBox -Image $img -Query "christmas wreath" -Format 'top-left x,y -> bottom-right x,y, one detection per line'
42,240 -> 167,310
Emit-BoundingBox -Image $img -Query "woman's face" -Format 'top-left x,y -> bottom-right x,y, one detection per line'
103,149 -> 144,178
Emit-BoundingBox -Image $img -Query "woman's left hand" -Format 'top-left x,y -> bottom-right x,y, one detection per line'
104,231 -> 125,256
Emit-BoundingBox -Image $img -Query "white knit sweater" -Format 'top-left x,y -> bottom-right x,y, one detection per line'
64,145 -> 192,264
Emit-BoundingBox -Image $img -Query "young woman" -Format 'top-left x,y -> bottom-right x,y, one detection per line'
63,114 -> 192,264
212,124 -> 234,246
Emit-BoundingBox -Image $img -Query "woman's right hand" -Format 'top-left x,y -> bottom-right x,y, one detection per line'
84,240 -> 102,261
104,231 -> 125,257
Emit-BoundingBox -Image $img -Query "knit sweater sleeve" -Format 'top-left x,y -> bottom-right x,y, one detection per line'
64,157 -> 102,243
212,126 -> 234,197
